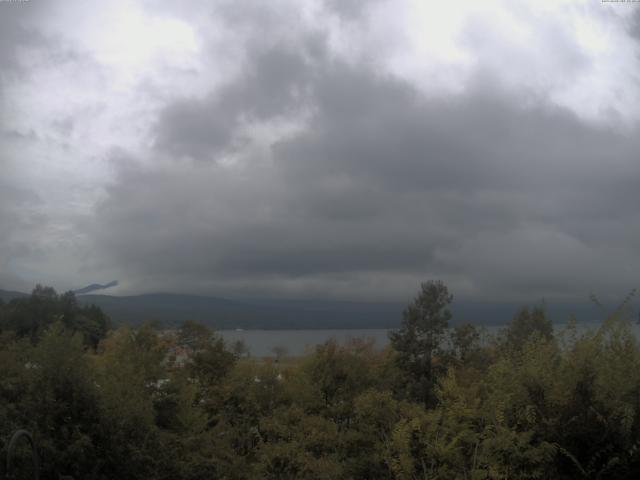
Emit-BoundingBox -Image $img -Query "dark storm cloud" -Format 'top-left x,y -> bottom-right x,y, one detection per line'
0,0 -> 56,113
324,0 -> 380,21
0,2 -> 46,287
3,0 -> 638,300
0,178 -> 44,289
154,43 -> 318,160
629,8 -> 640,40
0,2 -> 76,291
0,3 -> 44,127
91,28 -> 640,300
0,4 -> 45,72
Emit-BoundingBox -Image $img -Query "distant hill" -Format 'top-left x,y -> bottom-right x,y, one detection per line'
0,289 -> 28,302
1,288 -> 632,329
76,293 -> 405,329
73,293 -> 624,330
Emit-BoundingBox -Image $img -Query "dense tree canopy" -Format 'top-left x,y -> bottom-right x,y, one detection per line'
0,285 -> 110,348
389,280 -> 453,406
1,283 -> 640,479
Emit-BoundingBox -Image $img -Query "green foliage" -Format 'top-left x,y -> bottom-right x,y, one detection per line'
502,306 -> 553,353
0,285 -> 110,348
4,283 -> 640,479
389,280 -> 453,406
303,338 -> 378,414
450,322 -> 484,363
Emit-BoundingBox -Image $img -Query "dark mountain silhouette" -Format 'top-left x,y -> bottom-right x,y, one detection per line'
0,288 -> 628,329
0,289 -> 28,302
75,293 -> 405,329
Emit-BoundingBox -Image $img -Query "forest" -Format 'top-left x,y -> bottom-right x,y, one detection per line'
1,282 -> 640,479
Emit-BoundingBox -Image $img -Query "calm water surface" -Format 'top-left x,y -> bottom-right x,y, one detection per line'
219,322 -> 640,357
219,329 -> 391,357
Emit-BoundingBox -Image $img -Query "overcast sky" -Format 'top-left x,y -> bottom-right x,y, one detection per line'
1,0 -> 639,302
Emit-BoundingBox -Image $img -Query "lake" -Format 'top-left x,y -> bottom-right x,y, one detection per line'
219,329 -> 392,357
219,321 -> 640,357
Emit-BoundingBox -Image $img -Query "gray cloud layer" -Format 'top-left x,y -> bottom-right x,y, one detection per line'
2,0 -> 640,301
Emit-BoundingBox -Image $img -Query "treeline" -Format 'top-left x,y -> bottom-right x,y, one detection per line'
1,282 -> 640,479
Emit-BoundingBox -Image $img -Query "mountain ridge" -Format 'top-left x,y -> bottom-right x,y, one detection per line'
1,288 -> 627,329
